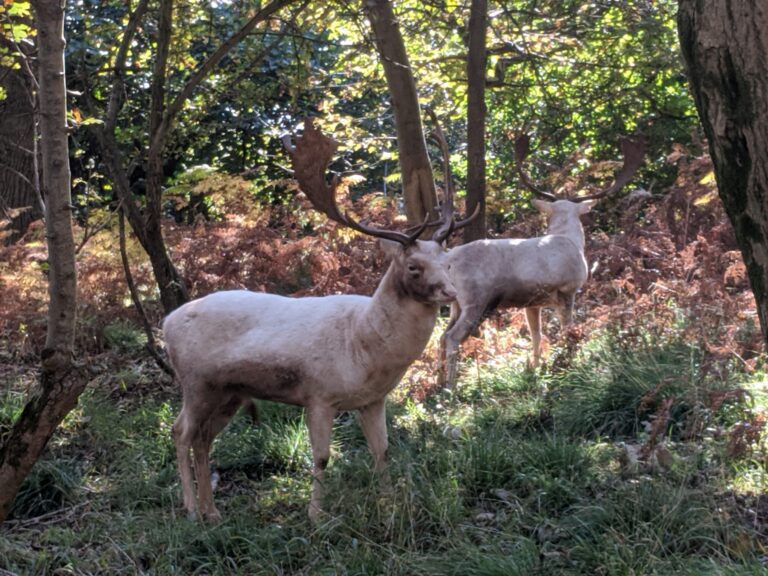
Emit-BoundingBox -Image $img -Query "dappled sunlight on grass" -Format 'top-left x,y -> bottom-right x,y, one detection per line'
1,151 -> 767,573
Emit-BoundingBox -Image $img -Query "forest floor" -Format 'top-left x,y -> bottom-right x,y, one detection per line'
1,150 -> 767,574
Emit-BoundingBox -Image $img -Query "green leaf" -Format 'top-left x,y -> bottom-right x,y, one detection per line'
7,1 -> 32,18
80,117 -> 104,126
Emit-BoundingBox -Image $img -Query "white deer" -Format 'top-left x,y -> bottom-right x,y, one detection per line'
163,119 -> 475,522
439,134 -> 644,387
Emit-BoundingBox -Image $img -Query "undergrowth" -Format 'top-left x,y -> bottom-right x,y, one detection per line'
1,327 -> 766,574
1,148 -> 767,573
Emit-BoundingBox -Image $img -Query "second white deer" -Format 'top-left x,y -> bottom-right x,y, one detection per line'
439,135 -> 644,387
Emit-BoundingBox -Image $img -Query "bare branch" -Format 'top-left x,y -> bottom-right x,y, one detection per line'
154,0 -> 298,153
118,208 -> 173,376
0,164 -> 34,190
105,0 -> 150,130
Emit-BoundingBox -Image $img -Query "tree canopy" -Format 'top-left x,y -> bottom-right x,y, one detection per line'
2,0 -> 698,239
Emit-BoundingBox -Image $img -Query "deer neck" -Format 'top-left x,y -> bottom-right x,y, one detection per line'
547,219 -> 586,252
358,264 -> 438,365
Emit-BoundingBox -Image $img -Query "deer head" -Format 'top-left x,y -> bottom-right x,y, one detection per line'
282,118 -> 476,304
514,133 -> 645,240
283,118 -> 479,244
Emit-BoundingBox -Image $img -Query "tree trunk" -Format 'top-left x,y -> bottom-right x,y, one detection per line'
464,0 -> 487,243
678,0 -> 768,348
0,0 -> 85,523
143,0 -> 189,313
363,0 -> 439,226
0,49 -> 43,243
86,0 -> 293,314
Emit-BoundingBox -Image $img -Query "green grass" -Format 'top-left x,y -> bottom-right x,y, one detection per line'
1,329 -> 766,575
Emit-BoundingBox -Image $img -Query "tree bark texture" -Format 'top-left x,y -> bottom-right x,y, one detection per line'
143,0 -> 189,313
0,0 -> 86,523
678,0 -> 768,347
364,0 -> 439,226
0,50 -> 42,243
464,0 -> 487,243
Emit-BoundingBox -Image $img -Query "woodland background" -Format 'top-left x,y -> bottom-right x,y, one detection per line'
1,1 -> 767,574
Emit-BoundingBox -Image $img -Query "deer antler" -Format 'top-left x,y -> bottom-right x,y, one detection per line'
515,134 -> 645,203
427,109 -> 481,244
283,118 -> 429,245
575,136 -> 646,202
515,134 -> 559,202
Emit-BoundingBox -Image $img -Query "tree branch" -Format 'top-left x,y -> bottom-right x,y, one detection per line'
153,0 -> 298,153
149,0 -> 173,147
105,0 -> 150,130
118,208 -> 173,376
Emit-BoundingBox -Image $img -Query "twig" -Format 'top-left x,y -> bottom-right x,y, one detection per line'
10,39 -> 44,217
2,501 -> 89,531
75,208 -> 116,255
118,208 -> 173,376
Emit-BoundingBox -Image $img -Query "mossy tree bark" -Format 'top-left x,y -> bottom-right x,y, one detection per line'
0,0 -> 85,523
678,1 -> 768,347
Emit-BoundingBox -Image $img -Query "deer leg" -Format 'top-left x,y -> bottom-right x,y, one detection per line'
305,404 -> 336,522
172,404 -> 198,520
191,428 -> 220,523
525,306 -> 542,367
358,399 -> 388,474
442,304 -> 485,388
445,301 -> 460,332
438,302 -> 461,386
556,291 -> 575,328
191,395 -> 242,523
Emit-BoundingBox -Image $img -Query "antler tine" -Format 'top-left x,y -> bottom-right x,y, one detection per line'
515,134 -> 559,202
426,109 -> 456,243
284,118 -> 418,245
574,136 -> 646,202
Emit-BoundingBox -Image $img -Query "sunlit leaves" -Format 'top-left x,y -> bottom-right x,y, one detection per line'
56,0 -> 697,225
1,0 -> 33,70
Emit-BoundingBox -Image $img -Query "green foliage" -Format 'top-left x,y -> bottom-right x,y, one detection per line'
0,0 -> 33,75
549,320 -> 752,440
55,0 -> 697,234
10,457 -> 82,519
102,319 -> 147,354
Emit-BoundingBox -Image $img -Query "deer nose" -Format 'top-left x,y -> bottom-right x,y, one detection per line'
440,285 -> 457,302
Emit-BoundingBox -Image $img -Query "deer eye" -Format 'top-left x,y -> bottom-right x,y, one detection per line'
407,264 -> 421,274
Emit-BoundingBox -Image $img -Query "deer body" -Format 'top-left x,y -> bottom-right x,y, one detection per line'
167,119 -> 474,522
441,200 -> 592,386
439,134 -> 644,387
448,234 -> 587,310
166,240 -> 453,522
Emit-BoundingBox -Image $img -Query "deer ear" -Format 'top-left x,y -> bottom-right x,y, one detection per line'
531,198 -> 553,214
377,238 -> 404,258
578,199 -> 597,214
